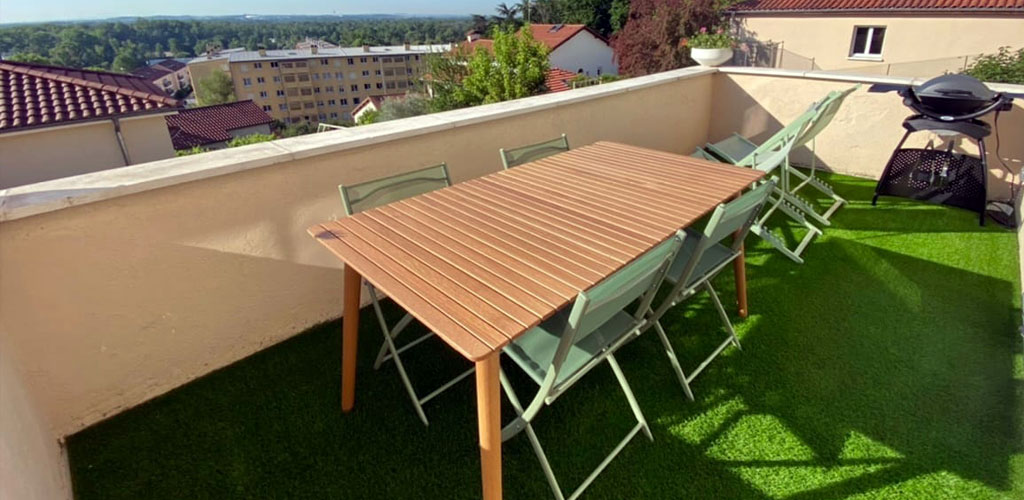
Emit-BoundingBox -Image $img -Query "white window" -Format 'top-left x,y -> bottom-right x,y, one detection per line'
256,77 -> 265,83
273,76 -> 281,83
242,78 -> 252,86
254,62 -> 263,69
322,72 -> 331,79
335,72 -> 344,80
240,64 -> 249,72
850,26 -> 885,59
361,70 -> 370,77
259,91 -> 268,98
330,112 -> 338,118
349,72 -> 358,79
276,90 -> 286,97
262,105 -> 272,111
279,103 -> 288,111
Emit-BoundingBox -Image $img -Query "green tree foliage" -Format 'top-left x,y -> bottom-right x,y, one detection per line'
356,109 -> 381,125
6,52 -> 54,65
175,146 -> 207,156
196,70 -> 236,106
425,50 -> 472,112
378,93 -> 432,122
612,0 -> 721,76
462,26 -> 549,105
226,133 -> 275,147
963,47 -> 1024,85
111,51 -> 141,73
0,18 -> 472,71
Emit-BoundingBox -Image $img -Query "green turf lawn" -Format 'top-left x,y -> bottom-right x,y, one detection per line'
67,173 -> 1024,500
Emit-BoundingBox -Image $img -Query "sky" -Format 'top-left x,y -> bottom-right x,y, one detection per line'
0,1 -> 499,24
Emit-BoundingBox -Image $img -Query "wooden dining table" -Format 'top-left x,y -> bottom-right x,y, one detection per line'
308,141 -> 765,499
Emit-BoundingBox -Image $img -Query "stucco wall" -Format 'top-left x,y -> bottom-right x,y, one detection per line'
710,70 -> 1024,200
0,336 -> 72,500
549,31 -> 619,76
0,71 -> 714,439
0,115 -> 177,189
734,14 -> 1024,75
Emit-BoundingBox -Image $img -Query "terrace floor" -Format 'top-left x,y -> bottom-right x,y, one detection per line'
67,173 -> 1024,500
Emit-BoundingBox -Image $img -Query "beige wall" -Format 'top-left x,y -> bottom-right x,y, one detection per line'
0,73 -> 713,439
735,14 -> 1024,75
710,71 -> 1024,200
0,115 -> 176,189
0,336 -> 72,500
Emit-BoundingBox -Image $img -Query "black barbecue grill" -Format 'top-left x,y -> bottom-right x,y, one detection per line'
872,74 -> 1014,225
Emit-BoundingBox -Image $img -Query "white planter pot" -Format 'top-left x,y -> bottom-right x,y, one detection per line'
690,48 -> 733,67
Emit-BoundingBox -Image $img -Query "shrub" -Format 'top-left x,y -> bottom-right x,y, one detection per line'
963,47 -> 1024,85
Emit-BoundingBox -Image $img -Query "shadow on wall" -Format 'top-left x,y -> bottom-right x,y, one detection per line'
729,18 -> 822,71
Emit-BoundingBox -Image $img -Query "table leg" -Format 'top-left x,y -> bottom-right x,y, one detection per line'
734,242 -> 748,319
342,265 -> 362,412
476,353 -> 502,500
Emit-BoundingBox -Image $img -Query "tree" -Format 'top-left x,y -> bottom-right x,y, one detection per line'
425,51 -> 472,112
964,47 -> 1024,85
6,52 -> 54,65
558,0 -> 615,36
612,0 -> 720,76
495,3 -> 523,26
356,109 -> 381,125
461,25 -> 549,104
378,93 -> 432,122
195,70 -> 236,106
610,0 -> 632,33
227,133 -> 275,147
111,51 -> 141,73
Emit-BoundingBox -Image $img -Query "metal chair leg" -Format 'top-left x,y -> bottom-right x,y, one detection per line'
607,354 -> 653,442
703,281 -> 741,350
652,319 -> 695,401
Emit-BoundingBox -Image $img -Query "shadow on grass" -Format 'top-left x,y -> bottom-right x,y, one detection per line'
67,176 -> 1022,500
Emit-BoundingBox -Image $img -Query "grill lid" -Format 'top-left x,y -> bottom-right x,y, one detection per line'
902,74 -> 1009,121
914,74 -> 996,104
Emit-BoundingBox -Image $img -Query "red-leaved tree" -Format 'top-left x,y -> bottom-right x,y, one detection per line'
612,0 -> 721,77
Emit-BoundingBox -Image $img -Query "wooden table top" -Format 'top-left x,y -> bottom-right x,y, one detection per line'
309,141 -> 765,361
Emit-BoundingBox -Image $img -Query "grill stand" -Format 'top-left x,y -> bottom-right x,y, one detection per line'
872,116 -> 990,226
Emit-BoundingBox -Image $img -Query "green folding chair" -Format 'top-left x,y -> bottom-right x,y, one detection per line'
338,163 -> 475,426
702,108 -> 821,263
646,180 -> 776,401
499,134 -> 570,169
500,231 -> 685,500
705,85 -> 860,226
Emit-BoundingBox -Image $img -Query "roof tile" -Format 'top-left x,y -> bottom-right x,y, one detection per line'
0,61 -> 179,134
732,0 -> 1024,12
164,100 -> 274,149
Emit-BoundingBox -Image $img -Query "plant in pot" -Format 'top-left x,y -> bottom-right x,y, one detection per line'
684,27 -> 735,67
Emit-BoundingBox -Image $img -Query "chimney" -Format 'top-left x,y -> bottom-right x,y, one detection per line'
311,45 -> 318,55
404,42 -> 411,50
258,47 -> 267,57
466,31 -> 481,43
363,45 -> 371,53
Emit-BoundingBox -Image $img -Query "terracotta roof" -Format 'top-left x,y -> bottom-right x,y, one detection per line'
732,0 -> 1024,13
529,24 -> 609,50
165,100 -> 274,149
0,61 -> 180,133
351,93 -> 405,117
458,38 -> 495,54
133,59 -> 188,81
544,68 -> 577,93
156,59 -> 187,71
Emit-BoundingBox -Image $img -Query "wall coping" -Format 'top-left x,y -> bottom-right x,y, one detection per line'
3,65 -> 1020,223
0,66 -> 715,222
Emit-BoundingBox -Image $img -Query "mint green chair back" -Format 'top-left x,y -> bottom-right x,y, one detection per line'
499,231 -> 685,500
500,134 -> 570,169
339,163 -> 451,216
734,108 -> 816,172
794,84 -> 860,150
337,162 -> 468,427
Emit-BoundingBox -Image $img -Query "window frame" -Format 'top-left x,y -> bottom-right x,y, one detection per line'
849,26 -> 886,61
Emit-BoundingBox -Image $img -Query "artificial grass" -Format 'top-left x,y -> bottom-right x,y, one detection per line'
67,173 -> 1024,500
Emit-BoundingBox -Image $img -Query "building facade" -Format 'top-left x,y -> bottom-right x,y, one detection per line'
0,61 -> 179,188
730,0 -> 1024,76
190,44 -> 450,124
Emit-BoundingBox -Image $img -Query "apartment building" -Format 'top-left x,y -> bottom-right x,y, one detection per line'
204,43 -> 450,124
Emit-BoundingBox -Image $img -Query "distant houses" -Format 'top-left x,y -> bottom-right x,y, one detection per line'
165,100 -> 275,151
462,24 -> 618,77
132,59 -> 190,96
0,61 -> 180,188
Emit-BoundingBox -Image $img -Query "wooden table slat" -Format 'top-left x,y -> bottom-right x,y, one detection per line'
311,142 -> 764,361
